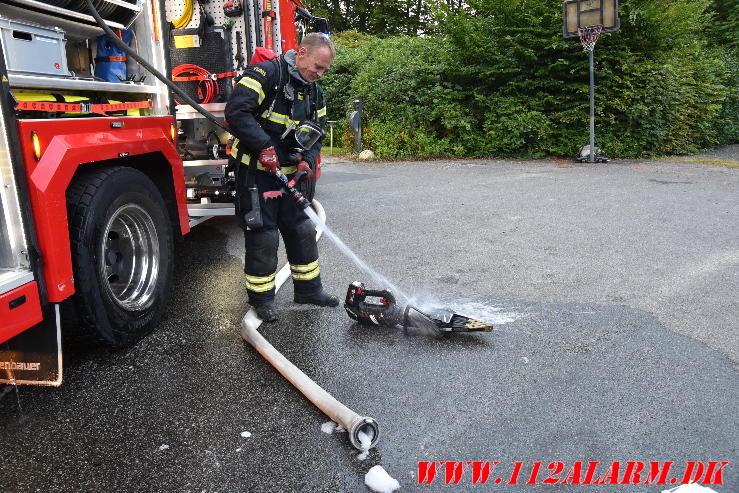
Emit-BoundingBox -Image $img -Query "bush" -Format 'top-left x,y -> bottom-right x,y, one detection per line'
322,35 -> 474,158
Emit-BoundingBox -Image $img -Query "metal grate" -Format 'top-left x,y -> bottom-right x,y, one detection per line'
164,0 -> 258,70
169,26 -> 234,104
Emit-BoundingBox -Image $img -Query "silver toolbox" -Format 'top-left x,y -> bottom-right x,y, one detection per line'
0,16 -> 70,77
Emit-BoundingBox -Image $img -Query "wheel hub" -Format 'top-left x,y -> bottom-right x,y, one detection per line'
100,203 -> 160,311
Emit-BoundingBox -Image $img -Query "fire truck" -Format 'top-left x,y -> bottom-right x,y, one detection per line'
0,0 -> 327,386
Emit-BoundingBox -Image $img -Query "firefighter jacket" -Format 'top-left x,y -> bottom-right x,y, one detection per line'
225,51 -> 327,174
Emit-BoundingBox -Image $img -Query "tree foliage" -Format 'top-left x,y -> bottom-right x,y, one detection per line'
320,0 -> 738,158
307,0 -> 433,35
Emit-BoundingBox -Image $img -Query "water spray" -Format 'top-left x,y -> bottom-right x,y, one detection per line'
270,171 -> 490,335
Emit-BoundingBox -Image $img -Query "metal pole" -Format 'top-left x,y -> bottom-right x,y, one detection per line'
588,49 -> 595,163
353,99 -> 363,154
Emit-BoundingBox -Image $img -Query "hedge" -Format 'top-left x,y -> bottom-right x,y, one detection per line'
320,0 -> 738,159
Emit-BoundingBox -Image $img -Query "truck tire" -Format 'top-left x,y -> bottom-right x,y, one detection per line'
66,166 -> 174,347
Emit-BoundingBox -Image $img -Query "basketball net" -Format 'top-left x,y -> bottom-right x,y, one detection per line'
578,25 -> 603,52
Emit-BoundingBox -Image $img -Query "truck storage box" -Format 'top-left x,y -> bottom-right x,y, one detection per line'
0,17 -> 70,77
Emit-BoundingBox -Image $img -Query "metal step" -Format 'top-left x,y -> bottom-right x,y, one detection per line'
188,202 -> 234,228
0,269 -> 34,295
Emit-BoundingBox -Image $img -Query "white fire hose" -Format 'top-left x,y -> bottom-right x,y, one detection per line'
240,199 -> 380,451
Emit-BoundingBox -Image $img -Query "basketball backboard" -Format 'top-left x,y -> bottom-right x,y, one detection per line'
563,0 -> 620,38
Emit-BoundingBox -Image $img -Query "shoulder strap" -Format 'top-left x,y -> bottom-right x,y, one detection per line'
310,83 -> 318,120
246,57 -> 283,180
258,57 -> 284,119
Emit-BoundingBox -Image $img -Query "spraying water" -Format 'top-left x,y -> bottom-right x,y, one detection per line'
304,206 -> 409,302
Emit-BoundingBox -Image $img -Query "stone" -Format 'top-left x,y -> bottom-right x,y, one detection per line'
358,149 -> 376,160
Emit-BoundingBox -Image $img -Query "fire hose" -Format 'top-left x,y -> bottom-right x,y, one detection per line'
241,181 -> 380,451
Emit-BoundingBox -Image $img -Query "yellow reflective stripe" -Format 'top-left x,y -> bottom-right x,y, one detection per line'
246,280 -> 275,292
291,267 -> 320,281
229,140 -> 251,164
256,164 -> 297,173
317,107 -> 326,118
290,261 -> 319,273
245,272 -> 276,292
291,262 -> 319,280
261,110 -> 300,128
238,77 -> 265,104
245,273 -> 275,283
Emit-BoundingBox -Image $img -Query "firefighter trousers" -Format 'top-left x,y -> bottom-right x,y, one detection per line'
235,166 -> 322,306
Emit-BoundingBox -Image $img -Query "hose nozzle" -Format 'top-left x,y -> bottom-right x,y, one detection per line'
272,169 -> 309,209
348,416 -> 380,450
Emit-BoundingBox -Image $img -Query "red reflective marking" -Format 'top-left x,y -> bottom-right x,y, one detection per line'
263,191 -> 283,199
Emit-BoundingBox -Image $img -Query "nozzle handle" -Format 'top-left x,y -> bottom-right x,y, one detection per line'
272,170 -> 310,209
286,170 -> 308,188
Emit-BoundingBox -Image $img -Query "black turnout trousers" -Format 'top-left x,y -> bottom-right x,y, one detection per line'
234,163 -> 322,306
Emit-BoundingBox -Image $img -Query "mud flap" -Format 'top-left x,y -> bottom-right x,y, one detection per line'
0,304 -> 62,386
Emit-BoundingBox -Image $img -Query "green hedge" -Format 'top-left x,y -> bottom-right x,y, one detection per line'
320,0 -> 738,159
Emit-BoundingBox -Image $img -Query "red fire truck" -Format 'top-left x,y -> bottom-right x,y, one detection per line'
0,0 -> 326,385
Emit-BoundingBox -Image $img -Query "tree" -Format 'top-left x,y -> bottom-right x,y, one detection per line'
307,0 -> 434,35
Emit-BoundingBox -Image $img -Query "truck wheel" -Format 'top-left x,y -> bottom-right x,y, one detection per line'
66,166 -> 173,347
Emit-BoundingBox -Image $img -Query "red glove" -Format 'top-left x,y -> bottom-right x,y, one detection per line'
297,160 -> 313,180
258,146 -> 278,171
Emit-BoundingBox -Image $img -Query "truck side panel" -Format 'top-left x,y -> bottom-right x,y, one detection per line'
0,280 -> 42,343
16,117 -> 188,303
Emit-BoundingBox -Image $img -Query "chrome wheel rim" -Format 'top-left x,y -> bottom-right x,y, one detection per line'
100,204 -> 160,311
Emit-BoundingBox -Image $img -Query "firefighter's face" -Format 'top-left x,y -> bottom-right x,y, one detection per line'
296,46 -> 333,82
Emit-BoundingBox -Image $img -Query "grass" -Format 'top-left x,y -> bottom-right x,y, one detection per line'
322,145 -> 354,158
658,157 -> 739,168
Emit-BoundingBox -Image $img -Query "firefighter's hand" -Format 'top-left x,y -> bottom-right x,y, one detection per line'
258,146 -> 278,171
297,160 -> 313,181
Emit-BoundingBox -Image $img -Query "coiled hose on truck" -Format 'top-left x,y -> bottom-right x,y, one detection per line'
170,0 -> 193,29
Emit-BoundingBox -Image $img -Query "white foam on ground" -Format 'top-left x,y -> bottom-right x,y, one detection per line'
662,485 -> 719,493
446,301 -> 522,325
240,431 -> 252,438
365,465 -> 400,493
356,429 -> 372,461
319,421 -> 346,434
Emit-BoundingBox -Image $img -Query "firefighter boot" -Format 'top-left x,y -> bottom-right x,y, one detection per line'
294,288 -> 340,307
254,302 -> 279,322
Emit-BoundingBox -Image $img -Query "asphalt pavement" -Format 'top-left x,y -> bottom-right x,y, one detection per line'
1,151 -> 737,492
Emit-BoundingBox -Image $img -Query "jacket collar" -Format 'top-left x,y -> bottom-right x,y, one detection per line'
283,49 -> 309,86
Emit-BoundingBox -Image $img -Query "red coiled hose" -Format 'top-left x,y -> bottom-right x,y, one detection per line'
172,63 -> 218,104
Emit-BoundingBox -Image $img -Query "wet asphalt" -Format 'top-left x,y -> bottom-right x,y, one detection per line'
1,151 -> 737,492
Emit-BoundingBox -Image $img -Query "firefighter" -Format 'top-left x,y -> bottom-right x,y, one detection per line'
225,33 -> 338,322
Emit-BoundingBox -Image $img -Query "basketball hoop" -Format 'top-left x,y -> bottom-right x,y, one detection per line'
563,0 -> 619,162
578,24 -> 603,52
